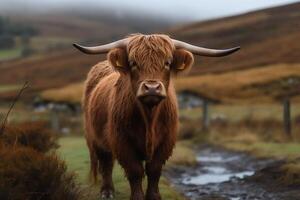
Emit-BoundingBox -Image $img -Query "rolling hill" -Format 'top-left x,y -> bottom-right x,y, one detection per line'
0,2 -> 299,102
169,2 -> 300,74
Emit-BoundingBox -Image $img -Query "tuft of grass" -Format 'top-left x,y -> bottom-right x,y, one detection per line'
168,141 -> 197,166
58,137 -> 184,200
279,162 -> 300,186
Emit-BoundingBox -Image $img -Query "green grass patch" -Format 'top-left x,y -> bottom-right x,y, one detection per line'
57,137 -> 184,200
0,47 -> 22,60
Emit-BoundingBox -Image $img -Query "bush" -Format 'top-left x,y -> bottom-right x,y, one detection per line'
0,146 -> 81,200
1,122 -> 58,153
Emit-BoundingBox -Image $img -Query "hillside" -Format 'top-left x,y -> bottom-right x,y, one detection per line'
8,11 -> 170,40
0,2 -> 299,101
0,11 -> 171,99
169,2 -> 300,74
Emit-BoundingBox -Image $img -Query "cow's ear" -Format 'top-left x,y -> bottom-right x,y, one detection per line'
171,49 -> 194,74
108,48 -> 129,73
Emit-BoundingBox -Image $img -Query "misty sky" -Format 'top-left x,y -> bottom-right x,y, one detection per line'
1,0 -> 299,21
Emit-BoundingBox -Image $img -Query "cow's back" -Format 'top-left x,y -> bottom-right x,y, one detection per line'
83,61 -> 117,150
83,60 -> 114,109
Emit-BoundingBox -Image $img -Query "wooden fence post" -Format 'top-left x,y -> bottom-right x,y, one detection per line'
202,99 -> 210,130
50,110 -> 60,132
283,98 -> 291,137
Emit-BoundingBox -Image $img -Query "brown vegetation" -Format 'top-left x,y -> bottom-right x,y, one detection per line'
0,122 -> 81,200
175,63 -> 300,103
41,63 -> 300,103
169,2 -> 300,74
1,2 -> 299,101
0,146 -> 81,200
1,122 -> 58,153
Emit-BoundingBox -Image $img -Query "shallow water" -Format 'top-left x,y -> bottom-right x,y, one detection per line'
182,152 -> 255,185
182,171 -> 254,185
166,146 -> 279,200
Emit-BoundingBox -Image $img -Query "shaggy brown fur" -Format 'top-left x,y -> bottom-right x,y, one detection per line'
83,34 -> 194,200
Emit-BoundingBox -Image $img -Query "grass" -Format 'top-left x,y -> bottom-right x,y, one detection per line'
39,63 -> 300,104
57,137 -> 184,200
41,82 -> 84,104
180,103 -> 300,122
0,84 -> 22,94
168,141 -> 197,166
219,140 -> 300,186
0,103 -> 50,124
221,141 -> 300,159
175,63 -> 300,103
0,47 -> 22,60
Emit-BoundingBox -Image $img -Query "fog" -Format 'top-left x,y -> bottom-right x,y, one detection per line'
1,0 -> 299,22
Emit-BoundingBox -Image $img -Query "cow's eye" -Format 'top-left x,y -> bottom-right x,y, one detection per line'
164,60 -> 171,70
130,61 -> 138,71
130,61 -> 137,66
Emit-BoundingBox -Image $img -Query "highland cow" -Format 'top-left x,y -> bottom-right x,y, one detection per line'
73,34 -> 239,200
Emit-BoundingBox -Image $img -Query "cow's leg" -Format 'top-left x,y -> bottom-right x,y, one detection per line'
117,149 -> 144,200
145,158 -> 164,200
96,148 -> 115,199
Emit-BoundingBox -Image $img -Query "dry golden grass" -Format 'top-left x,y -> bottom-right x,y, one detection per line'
175,63 -> 300,103
279,162 -> 300,186
167,142 -> 197,166
40,63 -> 300,103
41,82 -> 84,103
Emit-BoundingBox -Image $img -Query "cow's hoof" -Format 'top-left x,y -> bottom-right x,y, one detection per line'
101,189 -> 114,199
146,193 -> 161,200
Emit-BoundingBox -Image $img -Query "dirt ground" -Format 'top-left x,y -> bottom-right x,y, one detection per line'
165,145 -> 300,200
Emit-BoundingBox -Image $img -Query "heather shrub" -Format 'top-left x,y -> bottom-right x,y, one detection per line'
0,146 -> 81,200
0,121 -> 58,153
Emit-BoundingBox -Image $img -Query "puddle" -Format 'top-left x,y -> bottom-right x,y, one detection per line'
165,146 -> 281,200
182,171 -> 254,185
182,149 -> 255,185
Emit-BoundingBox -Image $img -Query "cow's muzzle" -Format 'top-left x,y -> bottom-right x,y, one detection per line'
137,80 -> 166,106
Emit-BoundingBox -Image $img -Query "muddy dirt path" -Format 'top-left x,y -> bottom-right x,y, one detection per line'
165,145 -> 299,200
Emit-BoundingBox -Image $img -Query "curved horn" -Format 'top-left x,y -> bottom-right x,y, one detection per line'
172,39 -> 240,57
73,38 -> 128,54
